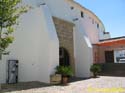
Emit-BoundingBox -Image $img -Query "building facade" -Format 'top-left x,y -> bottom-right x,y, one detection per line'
0,0 -> 110,83
93,37 -> 125,64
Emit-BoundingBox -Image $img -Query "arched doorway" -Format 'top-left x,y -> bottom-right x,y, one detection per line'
59,47 -> 70,66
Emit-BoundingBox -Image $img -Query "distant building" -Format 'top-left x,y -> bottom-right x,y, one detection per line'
93,36 -> 125,64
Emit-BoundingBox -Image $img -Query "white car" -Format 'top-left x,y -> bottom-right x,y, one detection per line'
119,59 -> 125,63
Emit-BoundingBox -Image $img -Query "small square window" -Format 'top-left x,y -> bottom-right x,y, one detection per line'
92,19 -> 94,24
81,11 -> 84,18
70,6 -> 74,10
97,23 -> 99,28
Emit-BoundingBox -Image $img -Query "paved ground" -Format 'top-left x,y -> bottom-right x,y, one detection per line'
1,76 -> 125,93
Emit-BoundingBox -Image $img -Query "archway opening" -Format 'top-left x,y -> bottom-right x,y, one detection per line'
59,47 -> 70,66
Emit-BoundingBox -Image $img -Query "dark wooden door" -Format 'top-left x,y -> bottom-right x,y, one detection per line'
105,51 -> 114,63
59,48 -> 70,66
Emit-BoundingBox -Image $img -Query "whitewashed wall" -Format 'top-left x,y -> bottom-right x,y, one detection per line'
0,56 -> 8,83
0,0 -> 108,83
44,0 -> 108,43
27,0 -> 109,42
79,17 -> 100,44
0,5 -> 59,83
74,20 -> 93,77
42,0 -> 101,77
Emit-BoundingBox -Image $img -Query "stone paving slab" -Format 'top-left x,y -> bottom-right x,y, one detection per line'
1,76 -> 125,93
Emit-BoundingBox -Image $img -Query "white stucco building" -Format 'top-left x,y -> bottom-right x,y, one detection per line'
0,0 -> 110,84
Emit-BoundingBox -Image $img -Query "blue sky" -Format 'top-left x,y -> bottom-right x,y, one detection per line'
75,0 -> 125,38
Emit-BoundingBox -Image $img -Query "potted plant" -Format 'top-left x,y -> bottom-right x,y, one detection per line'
50,74 -> 61,84
56,66 -> 73,85
90,64 -> 101,78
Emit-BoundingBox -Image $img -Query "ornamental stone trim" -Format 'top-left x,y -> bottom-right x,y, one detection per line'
53,17 -> 75,74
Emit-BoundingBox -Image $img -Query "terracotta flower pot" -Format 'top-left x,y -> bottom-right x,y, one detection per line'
93,72 -> 98,78
62,76 -> 68,85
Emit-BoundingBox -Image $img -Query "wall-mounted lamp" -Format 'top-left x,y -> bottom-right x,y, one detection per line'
73,18 -> 79,21
37,3 -> 46,7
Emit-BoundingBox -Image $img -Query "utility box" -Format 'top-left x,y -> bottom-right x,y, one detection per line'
7,60 -> 18,84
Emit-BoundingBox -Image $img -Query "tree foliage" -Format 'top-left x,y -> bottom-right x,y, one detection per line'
0,0 -> 28,59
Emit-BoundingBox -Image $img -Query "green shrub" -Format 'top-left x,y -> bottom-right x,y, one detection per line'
55,66 -> 73,77
90,64 -> 101,77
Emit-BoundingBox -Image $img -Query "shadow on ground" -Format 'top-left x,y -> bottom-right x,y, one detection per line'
0,77 -> 92,93
0,81 -> 52,93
